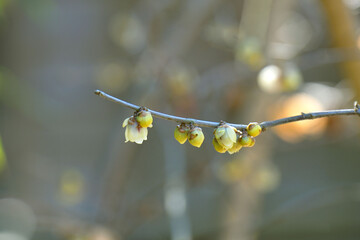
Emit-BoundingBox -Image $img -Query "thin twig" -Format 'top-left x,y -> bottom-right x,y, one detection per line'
94,90 -> 246,128
95,90 -> 360,130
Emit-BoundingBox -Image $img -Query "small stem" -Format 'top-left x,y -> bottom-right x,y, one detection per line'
95,90 -> 360,130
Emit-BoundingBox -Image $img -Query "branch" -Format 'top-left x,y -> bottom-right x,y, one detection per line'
94,90 -> 360,131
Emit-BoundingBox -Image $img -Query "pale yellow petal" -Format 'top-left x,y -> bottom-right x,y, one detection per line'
134,127 -> 147,144
214,127 -> 226,139
218,137 -> 234,149
139,127 -> 148,141
122,117 -> 130,127
125,126 -> 130,142
226,127 -> 237,143
127,124 -> 139,142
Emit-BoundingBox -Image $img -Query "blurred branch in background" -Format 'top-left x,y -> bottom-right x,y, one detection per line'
161,127 -> 192,240
320,0 -> 360,99
0,134 -> 6,174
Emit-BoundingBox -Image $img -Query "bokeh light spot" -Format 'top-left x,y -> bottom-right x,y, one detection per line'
270,93 -> 328,143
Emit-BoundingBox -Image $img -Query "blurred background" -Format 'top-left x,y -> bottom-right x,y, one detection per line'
1,0 -> 360,239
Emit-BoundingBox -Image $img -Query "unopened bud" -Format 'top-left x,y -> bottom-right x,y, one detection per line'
174,124 -> 189,144
246,122 -> 262,137
136,110 -> 153,128
239,134 -> 252,147
188,127 -> 205,148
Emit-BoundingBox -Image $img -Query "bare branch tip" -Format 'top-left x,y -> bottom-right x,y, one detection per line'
94,90 -> 102,96
354,101 -> 360,116
354,101 -> 359,109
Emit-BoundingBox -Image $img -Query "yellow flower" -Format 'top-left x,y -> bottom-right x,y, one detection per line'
214,124 -> 237,150
174,124 -> 189,144
188,127 -> 204,148
136,110 -> 153,128
122,117 -> 148,144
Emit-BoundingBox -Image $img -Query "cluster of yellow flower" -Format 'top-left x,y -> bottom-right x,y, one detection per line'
122,109 -> 262,154
122,109 -> 153,144
174,123 -> 205,148
212,122 -> 261,154
173,121 -> 262,154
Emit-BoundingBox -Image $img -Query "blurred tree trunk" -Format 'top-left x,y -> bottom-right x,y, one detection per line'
320,0 -> 360,99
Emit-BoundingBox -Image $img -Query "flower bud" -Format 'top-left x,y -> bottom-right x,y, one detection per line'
188,127 -> 205,148
239,134 -> 252,147
136,110 -> 153,128
122,116 -> 148,144
214,124 -> 237,149
246,122 -> 262,137
174,124 -> 189,144
212,137 -> 227,153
